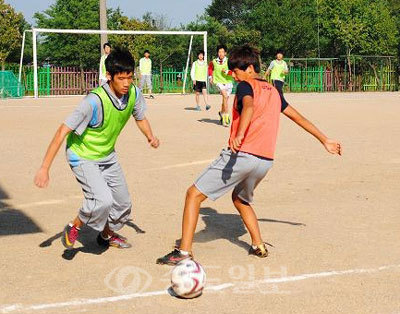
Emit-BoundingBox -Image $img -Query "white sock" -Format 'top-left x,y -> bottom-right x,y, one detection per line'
179,249 -> 190,256
252,245 -> 258,250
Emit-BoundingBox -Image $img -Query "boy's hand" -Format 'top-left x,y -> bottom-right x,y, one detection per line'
193,80 -> 196,85
323,139 -> 342,155
209,77 -> 213,85
229,134 -> 244,153
34,167 -> 50,188
148,136 -> 160,149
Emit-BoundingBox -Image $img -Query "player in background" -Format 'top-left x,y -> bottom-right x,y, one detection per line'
34,48 -> 160,250
190,50 -> 210,111
266,50 -> 289,100
209,45 -> 234,127
99,42 -> 111,85
156,45 -> 341,265
139,50 -> 154,99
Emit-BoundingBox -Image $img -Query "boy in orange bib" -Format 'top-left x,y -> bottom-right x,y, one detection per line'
157,45 -> 342,265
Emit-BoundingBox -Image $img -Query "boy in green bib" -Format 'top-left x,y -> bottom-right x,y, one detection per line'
208,44 -> 234,127
34,48 -> 159,250
99,42 -> 111,85
190,50 -> 210,111
266,50 -> 289,99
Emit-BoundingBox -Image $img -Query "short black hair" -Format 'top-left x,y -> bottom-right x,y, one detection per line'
144,50 -> 150,54
276,49 -> 284,55
105,47 -> 135,78
103,42 -> 111,49
228,45 -> 261,73
197,50 -> 205,56
216,44 -> 227,53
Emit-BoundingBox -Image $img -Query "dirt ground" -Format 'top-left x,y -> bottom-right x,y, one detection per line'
0,92 -> 400,314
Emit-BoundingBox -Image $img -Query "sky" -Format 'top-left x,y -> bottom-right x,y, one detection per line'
4,0 -> 212,27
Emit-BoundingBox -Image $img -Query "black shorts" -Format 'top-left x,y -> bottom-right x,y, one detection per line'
193,81 -> 207,92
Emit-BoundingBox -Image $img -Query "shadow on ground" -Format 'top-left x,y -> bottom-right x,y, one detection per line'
176,207 -> 306,252
197,118 -> 221,126
0,185 -> 42,236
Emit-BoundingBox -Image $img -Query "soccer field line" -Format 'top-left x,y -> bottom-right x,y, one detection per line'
1,263 -> 399,313
144,159 -> 214,171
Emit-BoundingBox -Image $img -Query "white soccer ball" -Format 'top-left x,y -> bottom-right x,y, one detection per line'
171,259 -> 206,299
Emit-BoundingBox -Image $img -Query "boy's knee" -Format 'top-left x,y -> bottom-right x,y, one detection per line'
186,185 -> 204,200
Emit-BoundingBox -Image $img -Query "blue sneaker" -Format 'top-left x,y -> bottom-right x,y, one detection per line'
206,105 -> 211,111
194,105 -> 201,111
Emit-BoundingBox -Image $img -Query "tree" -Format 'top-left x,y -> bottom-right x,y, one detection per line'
320,0 -> 398,87
0,0 -> 24,69
206,0 -> 257,28
34,0 -> 121,69
246,0 -> 319,59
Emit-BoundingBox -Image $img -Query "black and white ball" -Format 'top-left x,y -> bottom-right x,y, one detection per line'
171,259 -> 206,299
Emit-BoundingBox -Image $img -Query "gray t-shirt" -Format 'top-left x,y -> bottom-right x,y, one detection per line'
64,83 -> 147,136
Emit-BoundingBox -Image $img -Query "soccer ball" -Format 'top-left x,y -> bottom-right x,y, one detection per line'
171,259 -> 206,299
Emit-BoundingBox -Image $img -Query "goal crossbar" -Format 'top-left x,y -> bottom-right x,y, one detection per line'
25,28 -> 208,98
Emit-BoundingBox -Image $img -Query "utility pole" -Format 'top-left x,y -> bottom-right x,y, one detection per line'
316,0 -> 321,58
99,0 -> 108,52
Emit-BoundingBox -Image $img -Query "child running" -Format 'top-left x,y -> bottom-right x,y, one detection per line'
190,50 -> 210,111
208,44 -> 234,127
156,45 -> 341,265
34,48 -> 159,250
266,50 -> 289,100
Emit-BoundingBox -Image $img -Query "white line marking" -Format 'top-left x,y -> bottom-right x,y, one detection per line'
1,264 -> 399,313
145,159 -> 213,171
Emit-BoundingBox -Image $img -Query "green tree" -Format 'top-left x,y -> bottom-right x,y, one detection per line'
34,0 -> 121,69
320,0 -> 398,85
0,0 -> 24,69
247,0 -> 319,59
206,0 -> 257,28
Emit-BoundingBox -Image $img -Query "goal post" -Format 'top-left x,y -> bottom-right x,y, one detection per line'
22,28 -> 208,98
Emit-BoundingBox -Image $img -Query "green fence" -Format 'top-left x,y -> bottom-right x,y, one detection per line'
4,60 -> 398,97
287,66 -> 325,92
0,71 -> 25,99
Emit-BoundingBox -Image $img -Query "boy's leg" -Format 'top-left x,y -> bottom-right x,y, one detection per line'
232,196 -> 262,246
147,75 -> 154,98
202,87 -> 210,110
156,149 -> 257,265
195,91 -> 201,110
63,161 -> 113,249
180,185 -> 207,251
231,158 -> 273,257
100,156 -> 133,248
139,75 -> 145,90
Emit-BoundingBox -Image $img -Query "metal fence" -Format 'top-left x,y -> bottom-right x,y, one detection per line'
3,57 -> 399,98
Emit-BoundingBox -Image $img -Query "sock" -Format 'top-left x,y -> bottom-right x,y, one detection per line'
179,249 -> 190,256
252,245 -> 258,250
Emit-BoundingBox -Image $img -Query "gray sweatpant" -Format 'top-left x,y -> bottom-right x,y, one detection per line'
69,152 -> 131,232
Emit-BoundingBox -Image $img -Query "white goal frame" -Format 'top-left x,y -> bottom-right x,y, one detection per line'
19,28 -> 208,98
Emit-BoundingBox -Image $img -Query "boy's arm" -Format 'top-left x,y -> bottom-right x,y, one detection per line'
208,61 -> 214,84
136,118 -> 159,148
230,95 -> 254,153
283,61 -> 289,74
265,61 -> 274,78
34,123 -> 73,188
190,62 -> 196,83
283,105 -> 342,155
